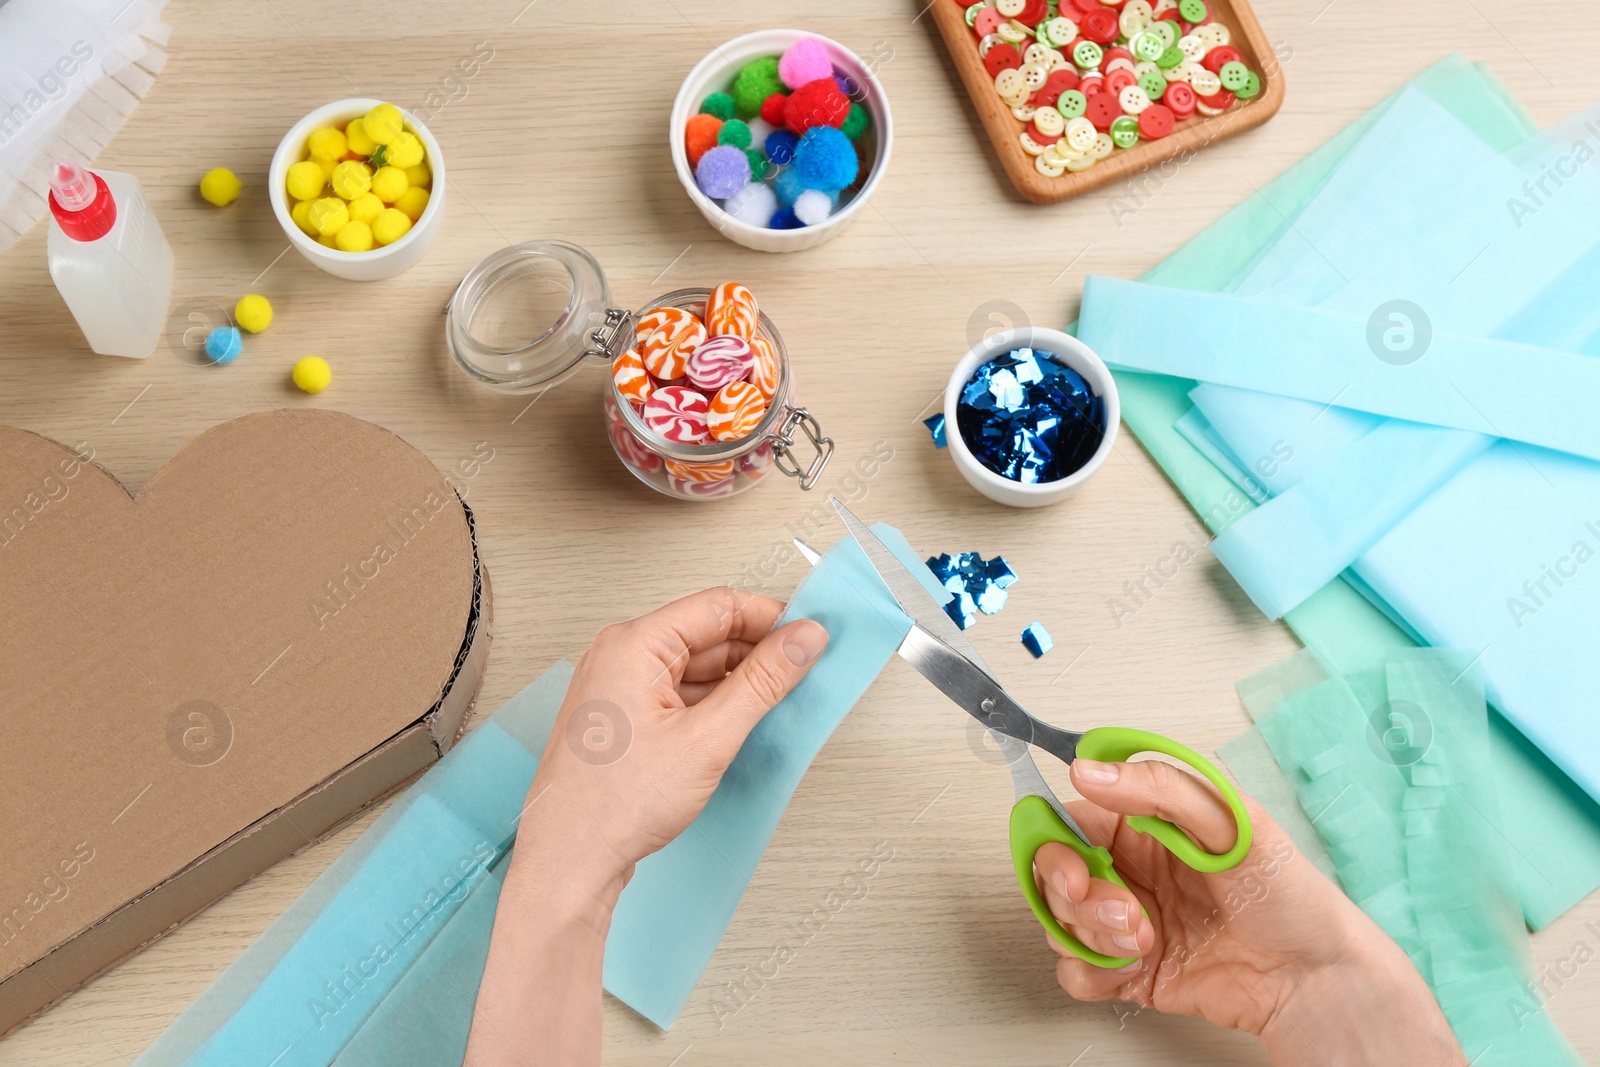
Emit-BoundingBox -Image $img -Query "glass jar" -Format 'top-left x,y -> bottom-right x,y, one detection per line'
446,241 -> 833,501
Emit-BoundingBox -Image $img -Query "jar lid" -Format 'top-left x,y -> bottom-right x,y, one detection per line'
446,241 -> 624,393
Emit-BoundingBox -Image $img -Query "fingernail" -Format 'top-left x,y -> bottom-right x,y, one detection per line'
1051,869 -> 1068,898
1096,900 -> 1129,931
1075,759 -> 1119,785
782,621 -> 828,666
1112,932 -> 1140,952
1117,959 -> 1142,974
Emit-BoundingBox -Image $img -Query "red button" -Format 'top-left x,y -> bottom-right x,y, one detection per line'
1163,81 -> 1196,118
1137,103 -> 1175,138
1080,9 -> 1119,43
1016,0 -> 1050,27
1202,45 -> 1242,74
1198,88 -> 1237,110
1078,74 -> 1104,97
1084,91 -> 1123,131
1104,68 -> 1136,95
1031,68 -> 1080,107
1066,0 -> 1102,17
1029,121 -> 1063,145
1103,46 -> 1134,67
1156,9 -> 1182,23
983,43 -> 1022,78
974,7 -> 1006,38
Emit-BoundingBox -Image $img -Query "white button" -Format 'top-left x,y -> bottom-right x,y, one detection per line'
996,0 -> 1025,16
997,20 -> 1030,43
1066,153 -> 1098,171
1090,132 -> 1115,159
1012,103 -> 1038,121
1190,68 -> 1222,96
1036,153 -> 1066,177
1020,61 -> 1051,90
1019,131 -> 1048,156
1023,42 -> 1054,67
994,68 -> 1027,98
1119,85 -> 1151,114
1033,106 -> 1066,136
1066,116 -> 1098,152
1178,34 -> 1206,61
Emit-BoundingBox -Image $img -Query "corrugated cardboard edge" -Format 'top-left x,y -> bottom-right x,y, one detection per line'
0,497 -> 491,1038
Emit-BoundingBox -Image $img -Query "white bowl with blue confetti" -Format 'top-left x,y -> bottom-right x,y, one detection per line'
943,326 -> 1120,508
670,30 -> 893,253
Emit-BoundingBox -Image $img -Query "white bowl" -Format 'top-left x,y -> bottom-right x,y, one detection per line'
269,98 -> 446,281
944,326 -> 1121,508
670,30 -> 894,253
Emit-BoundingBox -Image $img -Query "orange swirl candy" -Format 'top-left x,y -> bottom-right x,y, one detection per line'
707,380 -> 768,442
612,346 -> 654,405
636,306 -> 705,380
705,282 -> 759,341
664,457 -> 737,483
748,335 -> 779,401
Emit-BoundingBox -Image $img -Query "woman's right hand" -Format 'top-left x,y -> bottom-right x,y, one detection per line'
1037,759 -> 1466,1066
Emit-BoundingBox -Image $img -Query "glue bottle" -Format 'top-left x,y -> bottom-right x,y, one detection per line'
47,157 -> 173,358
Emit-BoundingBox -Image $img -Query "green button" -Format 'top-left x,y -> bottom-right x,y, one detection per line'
966,2 -> 985,28
1072,40 -> 1103,69
1219,61 -> 1251,92
1178,0 -> 1208,21
1138,69 -> 1167,99
1236,69 -> 1261,99
1150,20 -> 1178,48
1110,115 -> 1140,148
1156,45 -> 1184,69
1131,31 -> 1165,62
1057,89 -> 1087,119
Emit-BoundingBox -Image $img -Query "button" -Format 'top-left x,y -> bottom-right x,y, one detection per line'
997,19 -> 1031,43
1219,61 -> 1251,92
984,42 -> 1022,77
1178,0 -> 1208,21
1018,130 -> 1048,156
975,7 -> 1006,37
1056,88 -> 1088,119
1072,39 -> 1104,69
1236,69 -> 1261,99
1131,31 -> 1166,62
1119,6 -> 1150,39
1011,103 -> 1039,121
1104,68 -> 1135,95
1032,68 -> 1080,107
1023,41 -> 1055,67
1035,153 -> 1067,177
1202,45 -> 1242,73
995,0 -> 1025,16
1079,8 -> 1119,43
1032,105 -> 1066,136
1103,45 -> 1135,68
994,67 -> 1027,98
1118,85 -> 1151,115
1065,152 -> 1098,172
1178,34 -> 1207,62
1077,74 -> 1104,96
965,2 -> 986,28
1157,44 -> 1185,69
1149,19 -> 1178,48
1163,80 -> 1197,118
1110,114 -> 1141,147
1137,102 -> 1175,139
1189,67 -> 1222,96
1065,115 -> 1098,151
1138,68 -> 1168,99
1038,16 -> 1078,47
1197,87 -> 1237,110
1090,132 -> 1115,159
1084,91 -> 1122,131
1020,61 -> 1051,90
1016,0 -> 1050,27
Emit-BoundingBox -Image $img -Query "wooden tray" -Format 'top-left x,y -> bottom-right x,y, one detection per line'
930,1 -> 1285,205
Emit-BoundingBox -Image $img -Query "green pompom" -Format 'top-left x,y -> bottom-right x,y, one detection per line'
841,103 -> 871,140
699,92 -> 735,120
745,148 -> 769,181
718,119 -> 752,149
731,56 -> 783,118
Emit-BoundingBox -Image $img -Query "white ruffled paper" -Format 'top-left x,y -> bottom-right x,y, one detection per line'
0,0 -> 171,253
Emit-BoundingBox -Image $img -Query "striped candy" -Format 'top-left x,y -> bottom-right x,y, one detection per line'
643,385 -> 711,444
686,334 -> 754,392
664,457 -> 736,483
708,380 -> 768,442
749,335 -> 779,400
705,282 -> 759,340
637,306 -> 705,380
607,417 -> 664,474
612,346 -> 655,405
666,473 -> 736,498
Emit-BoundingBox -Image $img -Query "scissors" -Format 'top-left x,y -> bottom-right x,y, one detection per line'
802,500 -> 1253,969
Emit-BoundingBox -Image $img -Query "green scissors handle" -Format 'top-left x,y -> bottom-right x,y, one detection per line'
1009,727 -> 1253,969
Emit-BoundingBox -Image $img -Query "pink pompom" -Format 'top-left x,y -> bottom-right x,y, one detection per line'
778,37 -> 833,92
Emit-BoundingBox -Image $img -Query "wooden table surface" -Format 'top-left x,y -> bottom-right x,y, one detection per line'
2,1 -> 1598,1063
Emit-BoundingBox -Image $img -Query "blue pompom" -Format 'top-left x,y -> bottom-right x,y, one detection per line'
793,126 -> 859,192
205,325 -> 242,364
764,129 -> 799,166
769,207 -> 802,230
694,144 -> 752,200
773,165 -> 806,207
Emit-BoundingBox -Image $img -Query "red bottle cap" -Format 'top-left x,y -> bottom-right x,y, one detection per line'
48,159 -> 117,242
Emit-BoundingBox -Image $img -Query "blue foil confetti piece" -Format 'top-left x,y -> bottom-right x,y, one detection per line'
1021,622 -> 1054,658
925,552 -> 1020,630
923,412 -> 948,448
956,348 -> 1106,484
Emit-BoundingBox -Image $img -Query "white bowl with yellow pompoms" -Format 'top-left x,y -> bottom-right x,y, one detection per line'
269,98 -> 445,281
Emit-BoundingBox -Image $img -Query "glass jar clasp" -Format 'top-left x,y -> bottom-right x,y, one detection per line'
585,307 -> 635,364
770,407 -> 834,490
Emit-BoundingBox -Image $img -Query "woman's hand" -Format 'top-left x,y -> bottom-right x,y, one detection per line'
1039,759 -> 1465,1066
465,588 -> 827,1067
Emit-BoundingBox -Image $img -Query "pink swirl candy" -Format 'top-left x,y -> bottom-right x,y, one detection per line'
643,385 -> 711,444
686,334 -> 755,392
667,473 -> 736,498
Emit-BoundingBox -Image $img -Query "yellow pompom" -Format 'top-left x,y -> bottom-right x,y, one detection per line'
372,207 -> 412,246
404,161 -> 431,189
348,192 -> 384,225
290,199 -> 318,236
345,116 -> 377,156
395,185 -> 430,222
307,126 -> 348,161
334,220 -> 374,252
285,160 -> 325,201
317,233 -> 338,247
307,197 -> 349,236
370,165 -> 408,203
235,294 -> 273,333
293,356 -> 332,394
385,131 -> 424,169
199,167 -> 241,206
330,160 -> 372,200
364,103 -> 404,144
315,157 -> 337,181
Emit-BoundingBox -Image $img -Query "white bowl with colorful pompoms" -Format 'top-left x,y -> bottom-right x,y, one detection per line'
671,30 -> 894,253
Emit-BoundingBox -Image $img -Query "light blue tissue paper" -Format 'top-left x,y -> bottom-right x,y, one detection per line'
603,523 -> 944,1028
1210,421 -> 1493,619
1079,277 -> 1600,461
1187,384 -> 1377,496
